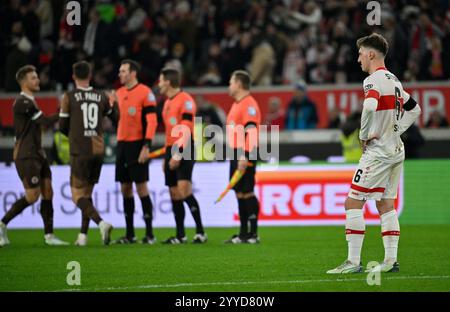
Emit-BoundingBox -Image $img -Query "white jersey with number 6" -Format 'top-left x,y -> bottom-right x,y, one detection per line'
348,67 -> 421,201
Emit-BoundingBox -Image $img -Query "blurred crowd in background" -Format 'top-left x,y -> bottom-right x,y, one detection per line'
0,0 -> 449,163
1,0 -> 450,92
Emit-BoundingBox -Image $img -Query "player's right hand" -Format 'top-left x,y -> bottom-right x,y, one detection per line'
238,159 -> 248,171
106,90 -> 118,107
169,157 -> 181,170
138,146 -> 149,164
362,136 -> 379,152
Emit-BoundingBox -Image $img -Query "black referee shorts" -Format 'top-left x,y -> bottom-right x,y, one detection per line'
164,145 -> 195,187
115,140 -> 149,183
229,159 -> 257,193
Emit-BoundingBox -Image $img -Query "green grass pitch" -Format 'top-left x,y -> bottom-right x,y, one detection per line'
1,225 -> 450,292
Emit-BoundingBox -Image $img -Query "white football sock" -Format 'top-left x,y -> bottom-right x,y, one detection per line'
346,209 -> 365,265
381,210 -> 400,264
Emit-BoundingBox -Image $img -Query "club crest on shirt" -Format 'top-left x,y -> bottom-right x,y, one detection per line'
148,92 -> 156,102
248,106 -> 256,116
185,101 -> 193,111
128,106 -> 136,116
170,117 -> 177,125
31,176 -> 39,184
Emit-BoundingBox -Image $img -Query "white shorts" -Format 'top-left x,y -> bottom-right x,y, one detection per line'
348,154 -> 403,201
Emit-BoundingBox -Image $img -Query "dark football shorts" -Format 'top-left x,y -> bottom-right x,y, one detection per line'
15,157 -> 52,189
164,145 -> 195,187
115,140 -> 149,183
70,155 -> 103,188
229,159 -> 257,193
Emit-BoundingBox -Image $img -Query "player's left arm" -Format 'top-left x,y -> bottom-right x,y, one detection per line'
15,97 -> 58,127
243,104 -> 261,165
138,89 -> 158,163
169,98 -> 195,169
31,99 -> 59,127
143,89 -> 158,149
34,113 -> 59,127
58,93 -> 70,136
397,91 -> 421,135
177,98 -> 195,150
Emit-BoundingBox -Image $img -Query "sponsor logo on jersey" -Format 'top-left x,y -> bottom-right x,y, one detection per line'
364,84 -> 373,94
185,101 -> 193,111
84,130 -> 98,137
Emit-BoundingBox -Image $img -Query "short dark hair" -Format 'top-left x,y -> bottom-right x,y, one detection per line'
15,65 -> 36,84
160,68 -> 181,88
356,33 -> 389,56
121,59 -> 141,74
232,70 -> 251,90
72,61 -> 91,80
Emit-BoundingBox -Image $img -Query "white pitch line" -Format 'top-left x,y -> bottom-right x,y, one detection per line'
50,275 -> 450,292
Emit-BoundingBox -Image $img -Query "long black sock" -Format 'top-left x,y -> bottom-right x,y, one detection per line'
80,198 -> 91,234
237,198 -> 248,236
77,198 -> 102,225
184,194 -> 204,234
246,196 -> 260,235
123,197 -> 135,238
140,195 -> 154,238
2,197 -> 30,225
172,199 -> 185,238
40,199 -> 54,234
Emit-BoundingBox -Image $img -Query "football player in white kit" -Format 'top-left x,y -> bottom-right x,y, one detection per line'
327,33 -> 421,274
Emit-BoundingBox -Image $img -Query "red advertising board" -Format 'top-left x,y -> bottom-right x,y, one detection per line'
196,82 -> 450,128
0,82 -> 448,128
239,166 -> 403,225
0,96 -> 59,128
